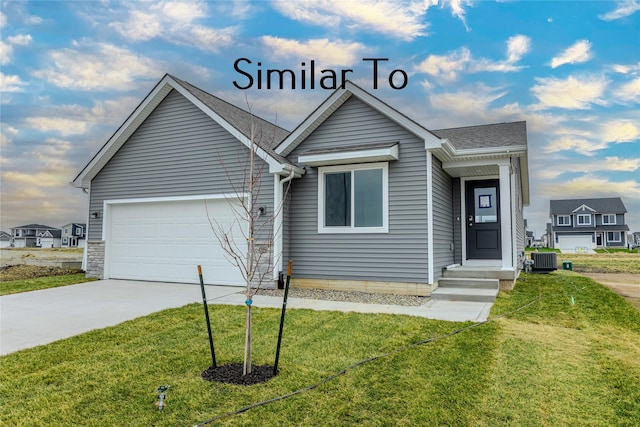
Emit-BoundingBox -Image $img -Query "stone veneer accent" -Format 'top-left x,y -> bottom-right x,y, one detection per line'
86,240 -> 105,279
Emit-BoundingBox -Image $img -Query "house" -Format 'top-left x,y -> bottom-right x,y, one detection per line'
72,74 -> 529,294
548,198 -> 629,252
10,224 -> 62,248
629,232 -> 640,249
0,231 -> 11,248
61,223 -> 87,248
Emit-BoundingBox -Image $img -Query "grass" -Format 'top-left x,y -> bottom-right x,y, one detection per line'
1,271 -> 639,426
594,248 -> 638,254
558,252 -> 640,274
0,274 -> 97,296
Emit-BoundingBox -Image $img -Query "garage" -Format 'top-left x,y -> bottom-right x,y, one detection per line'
557,234 -> 592,253
104,196 -> 246,286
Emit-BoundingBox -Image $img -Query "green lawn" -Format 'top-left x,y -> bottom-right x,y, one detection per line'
0,274 -> 97,296
1,270 -> 639,426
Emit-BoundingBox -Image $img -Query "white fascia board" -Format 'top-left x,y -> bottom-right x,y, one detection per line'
71,75 -> 175,188
572,204 -> 596,213
298,144 -> 399,166
443,157 -> 511,169
441,139 -> 527,157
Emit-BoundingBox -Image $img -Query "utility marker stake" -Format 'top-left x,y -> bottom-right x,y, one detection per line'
198,265 -> 217,368
274,259 -> 293,376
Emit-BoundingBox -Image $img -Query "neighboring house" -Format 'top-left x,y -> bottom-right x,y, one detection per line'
526,231 -> 534,247
0,231 -> 11,248
548,198 -> 629,252
72,74 -> 530,294
10,224 -> 62,248
61,223 -> 87,248
628,232 -> 640,249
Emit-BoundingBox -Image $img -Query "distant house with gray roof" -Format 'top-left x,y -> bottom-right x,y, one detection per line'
72,74 -> 530,298
547,197 -> 629,252
10,224 -> 62,248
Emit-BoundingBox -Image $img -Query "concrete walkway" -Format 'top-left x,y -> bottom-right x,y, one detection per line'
1,279 -> 492,356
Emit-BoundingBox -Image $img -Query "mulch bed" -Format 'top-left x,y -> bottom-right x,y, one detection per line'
201,363 -> 277,386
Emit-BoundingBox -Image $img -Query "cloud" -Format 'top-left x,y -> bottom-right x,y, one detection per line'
416,35 -> 530,81
550,40 -> 592,68
613,77 -> 640,102
545,176 -> 640,198
531,75 -> 608,110
32,42 -> 162,91
600,119 -> 640,143
428,84 -> 507,115
544,136 -> 608,156
108,1 -> 236,52
0,40 -> 12,65
448,0 -> 473,31
415,47 -> 471,82
271,0 -> 440,41
6,34 -> 32,46
0,72 -> 27,92
599,0 -> 640,21
261,36 -> 366,66
611,62 -> 640,74
23,97 -> 140,137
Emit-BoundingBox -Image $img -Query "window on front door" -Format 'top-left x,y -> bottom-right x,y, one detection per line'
319,163 -> 388,233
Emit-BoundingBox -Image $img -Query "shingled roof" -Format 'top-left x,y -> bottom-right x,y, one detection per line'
550,197 -> 627,215
432,121 -> 527,150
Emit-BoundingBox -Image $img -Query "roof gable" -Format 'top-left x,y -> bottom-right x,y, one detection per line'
274,81 -> 442,157
72,74 -> 300,188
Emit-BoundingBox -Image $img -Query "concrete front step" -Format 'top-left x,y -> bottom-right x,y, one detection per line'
442,267 -> 516,281
437,277 -> 499,290
431,287 -> 499,303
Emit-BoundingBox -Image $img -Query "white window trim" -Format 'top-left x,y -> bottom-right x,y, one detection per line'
607,231 -> 621,242
318,162 -> 389,234
602,214 -> 616,225
576,214 -> 591,226
557,215 -> 571,226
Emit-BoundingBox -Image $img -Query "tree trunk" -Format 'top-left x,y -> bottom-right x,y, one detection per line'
243,304 -> 252,375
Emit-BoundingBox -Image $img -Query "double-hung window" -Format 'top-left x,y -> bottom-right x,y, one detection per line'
577,214 -> 591,225
602,214 -> 616,225
557,215 -> 570,226
319,163 -> 388,233
607,231 -> 621,242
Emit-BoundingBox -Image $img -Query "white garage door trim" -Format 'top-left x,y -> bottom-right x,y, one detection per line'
103,194 -> 248,286
557,234 -> 592,252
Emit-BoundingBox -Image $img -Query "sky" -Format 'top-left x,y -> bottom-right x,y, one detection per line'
1,0 -> 639,238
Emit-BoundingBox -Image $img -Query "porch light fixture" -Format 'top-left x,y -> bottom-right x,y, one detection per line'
90,211 -> 101,219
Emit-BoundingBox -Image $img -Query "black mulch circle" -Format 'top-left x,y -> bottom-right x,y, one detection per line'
201,363 -> 277,386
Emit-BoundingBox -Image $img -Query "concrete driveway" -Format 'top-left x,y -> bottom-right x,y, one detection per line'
0,279 -> 240,356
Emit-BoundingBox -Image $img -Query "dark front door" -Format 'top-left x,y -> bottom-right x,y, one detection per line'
466,179 -> 501,259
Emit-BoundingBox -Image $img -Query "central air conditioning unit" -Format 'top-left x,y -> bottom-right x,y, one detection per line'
530,252 -> 558,272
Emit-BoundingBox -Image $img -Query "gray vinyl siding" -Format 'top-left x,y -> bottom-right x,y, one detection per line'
431,155 -> 455,280
284,96 -> 429,283
88,89 -> 274,241
452,178 -> 462,264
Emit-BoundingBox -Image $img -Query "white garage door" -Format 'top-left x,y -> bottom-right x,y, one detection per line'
557,235 -> 592,253
105,197 -> 246,286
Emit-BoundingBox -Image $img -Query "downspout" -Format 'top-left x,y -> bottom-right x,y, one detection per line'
273,169 -> 295,281
426,150 -> 434,285
81,186 -> 90,271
